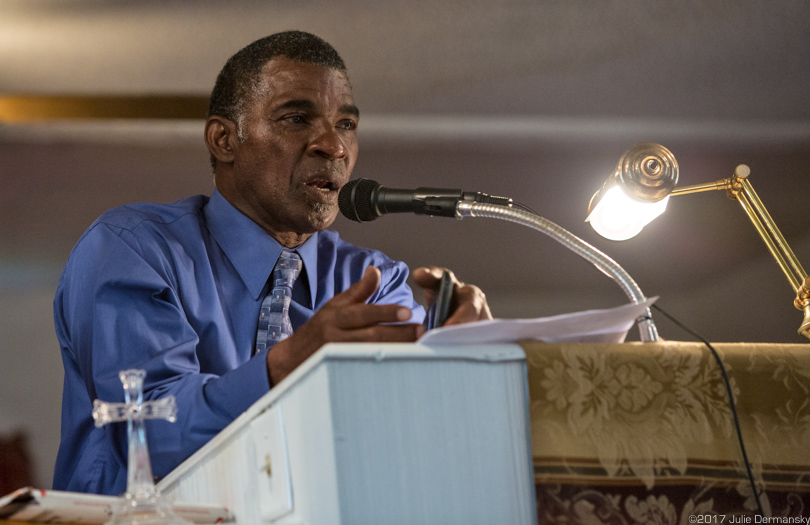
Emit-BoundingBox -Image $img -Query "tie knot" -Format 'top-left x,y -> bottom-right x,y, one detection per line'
276,249 -> 302,272
274,250 -> 302,286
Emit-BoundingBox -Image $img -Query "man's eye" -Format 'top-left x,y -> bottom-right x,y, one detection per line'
339,120 -> 357,131
282,115 -> 306,124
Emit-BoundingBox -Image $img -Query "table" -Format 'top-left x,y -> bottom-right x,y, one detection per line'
525,341 -> 810,522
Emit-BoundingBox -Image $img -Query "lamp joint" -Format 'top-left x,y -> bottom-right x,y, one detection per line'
726,176 -> 744,200
795,276 -> 810,310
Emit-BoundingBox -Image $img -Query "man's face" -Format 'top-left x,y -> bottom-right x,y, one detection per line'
218,57 -> 359,245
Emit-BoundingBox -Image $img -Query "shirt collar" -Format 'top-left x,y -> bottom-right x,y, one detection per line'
204,189 -> 319,305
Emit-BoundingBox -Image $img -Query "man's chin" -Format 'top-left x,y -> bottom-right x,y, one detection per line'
305,203 -> 338,232
310,202 -> 335,215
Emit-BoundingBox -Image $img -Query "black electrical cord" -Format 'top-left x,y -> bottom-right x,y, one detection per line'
651,303 -> 765,516
512,200 -> 540,216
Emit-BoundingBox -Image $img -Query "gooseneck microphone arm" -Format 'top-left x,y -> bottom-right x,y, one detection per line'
338,178 -> 659,342
455,201 -> 659,342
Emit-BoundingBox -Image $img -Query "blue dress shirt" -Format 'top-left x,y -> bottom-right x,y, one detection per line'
53,189 -> 424,495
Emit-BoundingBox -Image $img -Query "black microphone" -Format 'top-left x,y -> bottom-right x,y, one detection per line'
339,178 -> 512,223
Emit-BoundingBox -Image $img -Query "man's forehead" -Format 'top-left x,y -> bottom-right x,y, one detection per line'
274,98 -> 359,117
260,57 -> 351,89
258,57 -> 355,108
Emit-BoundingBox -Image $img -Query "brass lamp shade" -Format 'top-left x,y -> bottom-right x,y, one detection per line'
615,142 -> 679,202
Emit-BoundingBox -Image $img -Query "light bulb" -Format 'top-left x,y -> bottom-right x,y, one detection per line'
586,185 -> 669,241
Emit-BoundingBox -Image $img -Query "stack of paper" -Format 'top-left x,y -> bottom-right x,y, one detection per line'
0,487 -> 234,523
419,298 -> 658,344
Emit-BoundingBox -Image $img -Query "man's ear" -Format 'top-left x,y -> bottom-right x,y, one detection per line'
204,116 -> 238,165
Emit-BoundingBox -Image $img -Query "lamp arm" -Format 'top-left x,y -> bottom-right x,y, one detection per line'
735,178 -> 807,289
670,179 -> 731,196
669,167 -> 809,339
456,201 -> 659,342
734,177 -> 810,340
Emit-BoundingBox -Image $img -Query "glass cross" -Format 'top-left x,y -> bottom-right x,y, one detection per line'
92,369 -> 191,525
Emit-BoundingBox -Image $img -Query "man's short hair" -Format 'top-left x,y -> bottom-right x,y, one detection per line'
207,30 -> 348,170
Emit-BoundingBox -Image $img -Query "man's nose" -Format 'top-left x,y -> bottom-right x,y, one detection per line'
308,126 -> 347,159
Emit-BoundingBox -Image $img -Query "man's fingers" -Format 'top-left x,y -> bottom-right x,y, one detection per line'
268,266 -> 422,385
412,266 -> 448,290
414,266 -> 493,326
331,323 -> 425,343
443,283 -> 493,327
413,266 -> 458,305
331,302 -> 414,329
328,266 -> 381,307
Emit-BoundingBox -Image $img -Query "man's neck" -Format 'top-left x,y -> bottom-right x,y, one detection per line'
268,230 -> 313,248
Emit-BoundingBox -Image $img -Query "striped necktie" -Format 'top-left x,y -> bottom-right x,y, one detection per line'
255,250 -> 302,354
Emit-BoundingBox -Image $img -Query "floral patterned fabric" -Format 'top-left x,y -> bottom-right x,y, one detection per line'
524,342 -> 810,523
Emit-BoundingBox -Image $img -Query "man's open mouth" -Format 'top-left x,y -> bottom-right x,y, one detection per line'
305,179 -> 338,192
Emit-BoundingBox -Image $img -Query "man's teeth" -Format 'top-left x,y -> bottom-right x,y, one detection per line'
307,180 -> 334,191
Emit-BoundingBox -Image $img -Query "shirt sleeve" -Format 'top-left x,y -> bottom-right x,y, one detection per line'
56,222 -> 270,489
374,258 -> 427,325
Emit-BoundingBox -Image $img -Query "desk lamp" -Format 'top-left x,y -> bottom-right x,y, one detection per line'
586,143 -> 810,340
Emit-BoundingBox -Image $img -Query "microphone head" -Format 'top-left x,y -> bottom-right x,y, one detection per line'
339,178 -> 380,222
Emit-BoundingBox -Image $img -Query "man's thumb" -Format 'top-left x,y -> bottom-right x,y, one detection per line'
330,266 -> 381,306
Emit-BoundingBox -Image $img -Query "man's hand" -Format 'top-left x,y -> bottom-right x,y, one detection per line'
266,266 -> 424,385
412,266 -> 492,327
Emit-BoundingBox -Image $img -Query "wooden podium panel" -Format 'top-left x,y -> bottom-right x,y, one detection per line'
158,343 -> 536,524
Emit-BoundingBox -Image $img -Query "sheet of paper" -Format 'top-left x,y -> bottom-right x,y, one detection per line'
419,298 -> 657,345
0,487 -> 235,523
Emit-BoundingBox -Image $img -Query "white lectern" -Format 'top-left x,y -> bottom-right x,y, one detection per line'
157,343 -> 536,524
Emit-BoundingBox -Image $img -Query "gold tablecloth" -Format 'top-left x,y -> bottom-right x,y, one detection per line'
525,341 -> 810,522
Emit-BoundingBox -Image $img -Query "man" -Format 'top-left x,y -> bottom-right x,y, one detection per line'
53,31 -> 491,495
